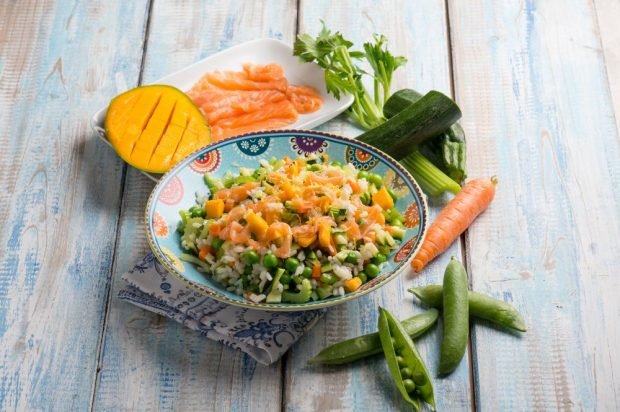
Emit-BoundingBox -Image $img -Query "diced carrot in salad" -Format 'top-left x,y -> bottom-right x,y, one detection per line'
177,155 -> 409,304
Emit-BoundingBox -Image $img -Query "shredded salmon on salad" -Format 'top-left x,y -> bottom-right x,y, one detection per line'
178,155 -> 408,304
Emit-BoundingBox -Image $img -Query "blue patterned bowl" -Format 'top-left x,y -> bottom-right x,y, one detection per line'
145,130 -> 428,311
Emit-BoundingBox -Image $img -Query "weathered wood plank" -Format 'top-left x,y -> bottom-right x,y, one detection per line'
286,2 -> 472,411
0,0 -> 149,410
448,0 -> 620,409
93,1 -> 297,410
594,0 -> 620,134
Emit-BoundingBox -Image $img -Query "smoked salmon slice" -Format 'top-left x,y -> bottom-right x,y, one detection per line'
286,85 -> 323,114
205,70 -> 288,92
187,63 -> 323,141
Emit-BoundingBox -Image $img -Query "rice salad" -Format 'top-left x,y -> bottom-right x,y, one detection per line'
177,155 -> 407,304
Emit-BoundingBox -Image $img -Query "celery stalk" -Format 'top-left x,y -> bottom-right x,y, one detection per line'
400,151 -> 461,196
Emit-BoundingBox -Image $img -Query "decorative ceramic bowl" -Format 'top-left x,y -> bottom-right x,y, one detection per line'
145,130 -> 428,311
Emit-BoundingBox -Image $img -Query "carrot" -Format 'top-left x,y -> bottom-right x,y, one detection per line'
412,176 -> 497,272
209,222 -> 222,236
312,263 -> 322,279
346,178 -> 361,193
198,245 -> 212,260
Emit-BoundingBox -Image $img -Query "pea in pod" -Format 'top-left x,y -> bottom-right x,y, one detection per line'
307,309 -> 439,365
378,307 -> 436,411
407,285 -> 527,332
439,257 -> 469,375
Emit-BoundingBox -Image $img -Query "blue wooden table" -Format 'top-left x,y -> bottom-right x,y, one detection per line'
1,1 -> 619,410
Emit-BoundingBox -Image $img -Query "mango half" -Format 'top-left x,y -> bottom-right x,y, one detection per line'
105,85 -> 210,173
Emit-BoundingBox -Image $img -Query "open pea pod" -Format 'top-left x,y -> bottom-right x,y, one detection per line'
378,307 -> 436,411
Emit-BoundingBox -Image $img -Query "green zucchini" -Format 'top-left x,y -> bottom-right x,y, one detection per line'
384,89 -> 467,183
383,89 -> 424,118
356,91 -> 462,161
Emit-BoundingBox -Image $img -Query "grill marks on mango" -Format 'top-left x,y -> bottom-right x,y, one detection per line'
105,85 -> 210,173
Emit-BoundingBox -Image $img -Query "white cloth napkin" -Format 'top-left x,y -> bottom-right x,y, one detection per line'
118,253 -> 324,365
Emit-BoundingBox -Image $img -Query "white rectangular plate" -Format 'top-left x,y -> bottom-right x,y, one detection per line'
91,38 -> 354,181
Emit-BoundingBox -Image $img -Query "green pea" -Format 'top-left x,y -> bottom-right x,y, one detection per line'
285,257 -> 300,273
403,379 -> 416,393
358,272 -> 368,283
390,337 -> 400,350
242,251 -> 259,265
263,253 -> 278,269
412,371 -> 427,386
189,206 -> 206,218
211,237 -> 224,250
345,252 -> 358,264
307,164 -> 321,171
372,253 -> 387,265
280,274 -> 292,285
365,263 -> 380,278
331,160 -> 343,167
301,267 -> 313,278
357,170 -> 369,179
377,307 -> 436,409
368,173 -> 383,187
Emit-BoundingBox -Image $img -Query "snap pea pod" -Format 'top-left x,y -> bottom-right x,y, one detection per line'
378,307 -> 436,411
408,285 -> 527,332
439,258 -> 469,375
307,309 -> 439,365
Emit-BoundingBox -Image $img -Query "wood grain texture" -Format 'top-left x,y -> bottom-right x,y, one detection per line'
448,0 -> 620,409
0,0 -> 149,410
286,1 -> 473,411
594,0 -> 620,135
93,1 -> 297,410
